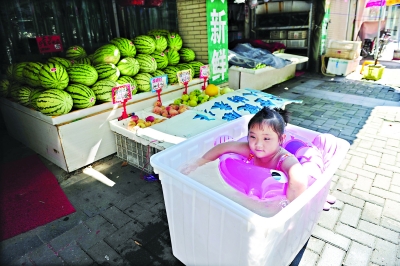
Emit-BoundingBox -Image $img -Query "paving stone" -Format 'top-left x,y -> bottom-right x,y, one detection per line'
331,200 -> 345,210
306,236 -> 325,254
381,216 -> 400,233
84,215 -> 108,231
340,204 -> 362,227
372,175 -> 392,190
332,191 -> 365,209
144,232 -> 184,266
363,165 -> 393,178
335,223 -> 376,248
361,202 -> 382,225
365,154 -> 380,167
380,163 -> 400,175
104,221 -> 144,253
101,206 -> 132,228
335,177 -> 355,194
312,224 -> 351,251
358,220 -> 399,244
77,221 -> 118,251
25,244 -> 65,266
317,244 -> 345,266
354,176 -> 373,192
298,249 -> 319,266
390,185 -> 400,194
318,208 -> 340,230
343,241 -> 373,266
371,187 -> 400,202
134,212 -> 169,245
114,190 -> 148,211
381,153 -> 397,165
48,223 -> 91,253
393,173 -> 400,187
86,240 -> 130,266
120,239 -> 158,266
371,238 -> 398,266
351,189 -> 385,206
345,165 -> 376,179
336,169 -> 358,180
58,241 -> 94,266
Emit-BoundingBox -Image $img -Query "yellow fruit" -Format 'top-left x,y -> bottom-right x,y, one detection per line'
205,84 -> 219,96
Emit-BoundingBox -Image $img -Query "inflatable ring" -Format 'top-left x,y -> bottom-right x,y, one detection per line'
215,135 -> 288,201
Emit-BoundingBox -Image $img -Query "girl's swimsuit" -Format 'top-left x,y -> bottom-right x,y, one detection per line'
246,152 -> 293,172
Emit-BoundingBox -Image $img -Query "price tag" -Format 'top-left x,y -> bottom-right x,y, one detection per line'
177,69 -> 192,85
112,84 -> 132,104
199,65 -> 210,78
36,35 -> 63,53
150,75 -> 168,93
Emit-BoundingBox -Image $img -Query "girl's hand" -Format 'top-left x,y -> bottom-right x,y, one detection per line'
179,158 -> 211,175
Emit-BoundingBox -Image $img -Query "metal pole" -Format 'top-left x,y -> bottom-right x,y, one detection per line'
374,0 -> 384,63
112,0 -> 120,38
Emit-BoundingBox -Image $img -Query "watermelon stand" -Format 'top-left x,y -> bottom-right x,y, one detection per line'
0,79 -> 204,172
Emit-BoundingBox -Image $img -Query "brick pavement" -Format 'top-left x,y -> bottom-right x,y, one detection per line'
1,73 -> 400,266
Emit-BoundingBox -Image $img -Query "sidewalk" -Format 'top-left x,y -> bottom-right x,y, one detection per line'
1,70 -> 400,266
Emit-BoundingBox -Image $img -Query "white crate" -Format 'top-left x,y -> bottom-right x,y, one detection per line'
270,30 -> 287,39
328,40 -> 362,51
150,115 -> 350,266
326,57 -> 361,76
288,30 -> 307,39
286,39 -> 307,48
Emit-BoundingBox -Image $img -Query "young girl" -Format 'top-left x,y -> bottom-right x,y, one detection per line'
181,107 -> 308,203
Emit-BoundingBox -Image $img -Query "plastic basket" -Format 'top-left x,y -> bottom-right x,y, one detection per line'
325,48 -> 359,60
114,132 -> 160,173
270,30 -> 287,39
362,65 -> 385,81
287,30 -> 307,39
286,40 -> 307,48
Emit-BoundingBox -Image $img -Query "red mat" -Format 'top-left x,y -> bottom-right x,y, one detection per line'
0,155 -> 75,241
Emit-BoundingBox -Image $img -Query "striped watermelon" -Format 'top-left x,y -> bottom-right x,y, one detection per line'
39,63 -> 69,90
65,84 -> 96,109
116,57 -> 140,76
0,79 -> 10,97
48,57 -> 73,69
165,49 -> 180,66
134,73 -> 152,92
179,48 -> 196,62
92,44 -> 121,65
91,80 -> 117,102
148,29 -> 170,37
13,62 -> 29,84
29,88 -> 45,110
8,82 -> 21,99
133,35 -> 156,55
67,64 -> 98,86
136,54 -> 157,73
167,32 -> 183,51
65,45 -> 87,60
163,66 -> 180,84
13,85 -> 34,106
87,54 -> 94,62
151,69 -> 165,77
188,61 -> 204,77
151,35 -> 168,53
94,63 -> 120,82
116,76 -> 138,95
176,63 -> 194,79
151,52 -> 169,70
36,89 -> 73,116
110,38 -> 136,57
23,62 -> 43,87
6,64 -> 15,80
77,57 -> 92,65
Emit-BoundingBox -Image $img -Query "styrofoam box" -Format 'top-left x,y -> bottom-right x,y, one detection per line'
286,39 -> 307,48
328,40 -> 362,51
326,57 -> 361,76
150,115 -> 350,266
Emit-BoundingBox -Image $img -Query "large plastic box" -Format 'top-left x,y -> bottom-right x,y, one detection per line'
326,40 -> 362,60
326,57 -> 361,76
150,115 -> 350,266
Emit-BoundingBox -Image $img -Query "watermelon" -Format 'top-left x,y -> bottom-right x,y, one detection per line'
8,82 -> 21,99
87,54 -> 94,62
23,62 -> 43,87
91,79 -> 117,102
67,64 -> 98,86
133,35 -> 156,55
110,37 -> 136,57
36,89 -> 73,116
94,63 -> 120,82
116,57 -> 140,76
165,49 -> 180,66
151,69 -> 165,78
13,62 -> 29,83
176,63 -> 194,79
151,35 -> 168,53
13,85 -> 34,106
6,64 -> 14,80
179,48 -> 196,62
134,73 -> 152,92
65,84 -> 96,109
29,88 -> 45,110
136,54 -> 157,73
92,44 -> 121,65
0,79 -> 10,97
77,57 -> 92,65
188,61 -> 204,77
116,76 -> 138,95
151,52 -> 169,70
48,57 -> 73,69
65,45 -> 87,60
148,29 -> 170,37
39,62 -> 69,90
163,66 -> 180,84
167,32 -> 183,51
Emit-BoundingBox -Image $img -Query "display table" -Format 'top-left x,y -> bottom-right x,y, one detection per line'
0,79 -> 204,172
228,53 -> 308,91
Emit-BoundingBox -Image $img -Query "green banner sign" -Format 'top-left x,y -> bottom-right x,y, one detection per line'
206,0 -> 229,85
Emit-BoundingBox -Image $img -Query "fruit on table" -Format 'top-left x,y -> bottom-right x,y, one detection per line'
220,87 -> 234,95
205,84 -> 219,96
127,115 -> 166,130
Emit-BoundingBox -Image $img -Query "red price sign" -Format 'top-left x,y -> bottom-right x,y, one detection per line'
36,35 -> 63,53
112,84 -> 132,104
199,65 -> 210,78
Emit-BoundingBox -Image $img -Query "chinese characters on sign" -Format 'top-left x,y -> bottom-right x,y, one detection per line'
207,0 -> 228,85
112,84 -> 132,104
150,75 -> 168,93
177,69 -> 192,85
36,35 -> 63,53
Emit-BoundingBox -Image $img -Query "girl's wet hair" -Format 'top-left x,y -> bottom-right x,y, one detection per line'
248,107 -> 290,143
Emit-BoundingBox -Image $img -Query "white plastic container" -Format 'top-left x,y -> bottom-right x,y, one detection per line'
326,57 -> 361,76
150,115 -> 350,266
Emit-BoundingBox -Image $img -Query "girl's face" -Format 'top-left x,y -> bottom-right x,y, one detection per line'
248,123 -> 282,158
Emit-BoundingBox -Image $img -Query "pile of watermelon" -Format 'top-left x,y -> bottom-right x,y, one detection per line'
0,29 -> 204,117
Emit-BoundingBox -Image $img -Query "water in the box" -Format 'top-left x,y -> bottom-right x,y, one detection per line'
187,160 -> 288,218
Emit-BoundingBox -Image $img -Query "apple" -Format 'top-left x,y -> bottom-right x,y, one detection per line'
153,100 -> 162,107
181,94 -> 189,101
174,98 -> 182,105
131,115 -> 139,123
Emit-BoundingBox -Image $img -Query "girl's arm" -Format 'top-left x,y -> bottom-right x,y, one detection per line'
280,157 -> 308,202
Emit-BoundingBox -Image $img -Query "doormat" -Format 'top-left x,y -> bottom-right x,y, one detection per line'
0,154 -> 76,241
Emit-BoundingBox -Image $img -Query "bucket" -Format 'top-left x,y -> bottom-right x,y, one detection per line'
394,50 -> 400,60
